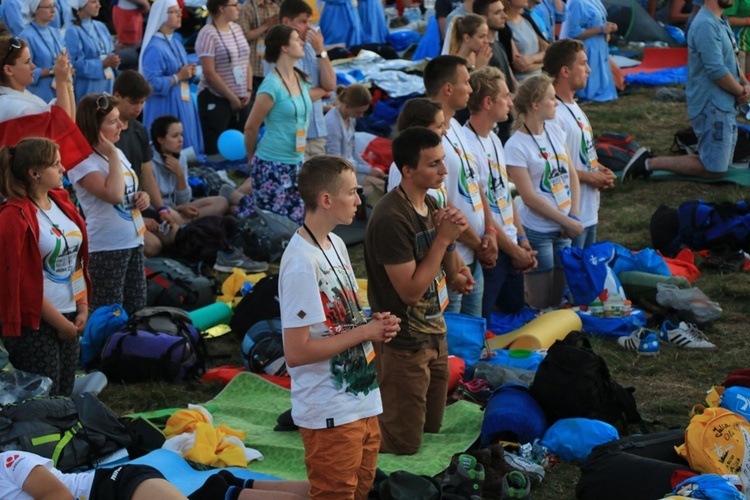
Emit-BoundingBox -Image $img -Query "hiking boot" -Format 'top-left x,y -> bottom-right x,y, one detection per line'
616,328 -> 660,356
467,448 -> 504,493
621,147 -> 653,183
660,321 -> 717,350
441,454 -> 485,499
214,247 -> 269,273
502,451 -> 544,485
454,379 -> 494,406
501,471 -> 531,499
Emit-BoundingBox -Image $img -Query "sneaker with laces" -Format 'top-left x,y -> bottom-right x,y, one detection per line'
660,321 -> 717,350
616,328 -> 660,356
502,451 -> 544,485
454,379 -> 494,406
621,147 -> 654,183
441,454 -> 485,499
214,247 -> 269,273
501,471 -> 531,499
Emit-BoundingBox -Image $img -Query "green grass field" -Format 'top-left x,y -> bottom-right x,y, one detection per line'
99,87 -> 750,498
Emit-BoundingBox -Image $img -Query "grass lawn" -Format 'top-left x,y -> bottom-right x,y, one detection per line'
99,86 -> 750,498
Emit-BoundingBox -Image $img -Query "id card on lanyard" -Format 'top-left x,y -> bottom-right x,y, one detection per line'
436,271 -> 449,311
71,268 -> 86,302
276,69 -> 309,153
451,136 -> 482,212
551,175 -> 571,211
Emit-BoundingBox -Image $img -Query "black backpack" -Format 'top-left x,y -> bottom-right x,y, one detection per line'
0,393 -> 131,472
145,257 -> 216,311
229,274 -> 280,336
172,215 -> 237,264
530,331 -> 642,434
232,210 -> 297,263
594,132 -> 641,171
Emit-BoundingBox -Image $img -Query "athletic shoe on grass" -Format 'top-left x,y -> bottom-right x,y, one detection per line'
621,147 -> 653,183
616,328 -> 660,356
501,471 -> 531,499
660,321 -> 717,350
442,454 -> 485,499
214,247 -> 269,273
503,451 -> 545,485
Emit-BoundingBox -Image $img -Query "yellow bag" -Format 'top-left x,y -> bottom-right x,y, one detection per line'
675,405 -> 750,486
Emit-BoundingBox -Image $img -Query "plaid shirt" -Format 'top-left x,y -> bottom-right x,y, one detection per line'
237,0 -> 280,77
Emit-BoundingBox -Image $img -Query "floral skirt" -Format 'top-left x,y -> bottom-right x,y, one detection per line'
249,156 -> 305,225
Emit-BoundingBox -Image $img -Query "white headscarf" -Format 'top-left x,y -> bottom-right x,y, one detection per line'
139,0 -> 179,72
67,0 -> 88,10
21,0 -> 43,27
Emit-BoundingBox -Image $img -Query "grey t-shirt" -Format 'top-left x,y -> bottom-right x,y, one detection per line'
507,17 -> 542,82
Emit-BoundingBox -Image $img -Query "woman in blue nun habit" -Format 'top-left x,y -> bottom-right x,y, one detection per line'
358,0 -> 389,44
319,0 -> 363,48
560,0 -> 618,102
19,0 -> 67,103
65,0 -> 120,102
140,0 -> 204,155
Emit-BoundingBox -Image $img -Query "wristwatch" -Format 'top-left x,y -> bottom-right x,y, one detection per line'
316,50 -> 328,59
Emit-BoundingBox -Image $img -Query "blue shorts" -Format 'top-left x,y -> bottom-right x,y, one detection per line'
524,227 -> 571,273
692,103 -> 737,173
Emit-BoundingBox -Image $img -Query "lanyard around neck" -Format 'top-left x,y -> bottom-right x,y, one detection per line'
31,197 -> 71,256
31,23 -> 62,57
467,122 -> 505,191
555,96 -> 591,165
301,223 -> 362,315
213,23 -> 240,65
524,122 -> 563,176
275,68 -> 308,126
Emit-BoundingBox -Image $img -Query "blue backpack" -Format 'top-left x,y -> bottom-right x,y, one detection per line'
651,199 -> 750,257
80,304 -> 128,371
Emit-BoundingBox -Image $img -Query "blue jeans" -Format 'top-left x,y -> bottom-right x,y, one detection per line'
524,227 -> 571,273
571,224 -> 597,249
446,260 -> 484,318
481,251 -> 525,323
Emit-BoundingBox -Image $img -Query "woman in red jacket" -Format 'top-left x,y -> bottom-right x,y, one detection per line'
0,137 -> 92,397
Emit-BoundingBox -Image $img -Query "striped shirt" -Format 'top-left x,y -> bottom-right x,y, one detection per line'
196,22 -> 252,99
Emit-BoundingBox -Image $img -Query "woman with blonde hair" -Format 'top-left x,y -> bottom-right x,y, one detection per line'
324,83 -> 384,185
447,13 -> 492,71
0,137 -> 91,397
505,74 -> 581,309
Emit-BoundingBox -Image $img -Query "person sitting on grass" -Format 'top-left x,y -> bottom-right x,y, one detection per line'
1,449 -> 310,499
279,155 -> 400,497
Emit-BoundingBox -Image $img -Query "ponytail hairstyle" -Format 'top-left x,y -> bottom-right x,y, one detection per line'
0,137 -> 58,199
512,73 -> 552,132
449,13 -> 487,56
336,84 -> 372,108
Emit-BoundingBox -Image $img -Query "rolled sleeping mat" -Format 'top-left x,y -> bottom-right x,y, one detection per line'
188,302 -> 233,332
486,309 -> 582,351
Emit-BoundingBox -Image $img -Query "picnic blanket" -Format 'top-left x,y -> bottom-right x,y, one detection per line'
621,47 -> 687,76
615,167 -> 750,186
205,372 -> 484,479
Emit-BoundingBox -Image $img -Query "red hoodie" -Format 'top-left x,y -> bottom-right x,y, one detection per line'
0,189 -> 92,337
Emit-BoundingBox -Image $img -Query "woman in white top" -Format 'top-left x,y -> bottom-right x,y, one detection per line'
324,83 -> 384,187
0,34 -> 75,120
447,13 -> 492,71
505,74 -> 582,309
67,93 -> 150,315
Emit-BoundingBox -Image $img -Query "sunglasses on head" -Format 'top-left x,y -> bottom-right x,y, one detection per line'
1,37 -> 22,69
96,92 -> 113,113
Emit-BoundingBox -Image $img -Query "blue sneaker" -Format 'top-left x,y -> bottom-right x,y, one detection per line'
617,328 -> 660,356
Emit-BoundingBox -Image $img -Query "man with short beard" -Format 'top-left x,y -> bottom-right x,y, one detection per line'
623,0 -> 750,181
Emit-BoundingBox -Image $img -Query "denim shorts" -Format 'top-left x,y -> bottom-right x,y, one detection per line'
692,103 -> 737,173
524,227 -> 572,273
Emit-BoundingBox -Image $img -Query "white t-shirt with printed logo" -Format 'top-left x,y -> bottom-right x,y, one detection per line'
279,232 -> 382,430
443,118 -> 486,265
0,451 -> 93,500
67,149 -> 144,253
463,124 -> 518,243
37,199 -> 84,313
551,99 -> 599,227
505,122 -> 572,233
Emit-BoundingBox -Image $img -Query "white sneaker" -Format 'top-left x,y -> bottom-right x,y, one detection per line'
660,321 -> 717,350
617,328 -> 660,356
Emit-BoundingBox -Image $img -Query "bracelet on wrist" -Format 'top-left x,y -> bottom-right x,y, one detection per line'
568,214 -> 581,222
446,243 -> 457,253
77,302 -> 88,307
517,234 -> 528,241
459,265 -> 471,273
486,226 -> 498,237
158,206 -> 170,214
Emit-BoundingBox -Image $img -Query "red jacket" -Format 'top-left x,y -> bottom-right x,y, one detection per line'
0,189 -> 92,337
